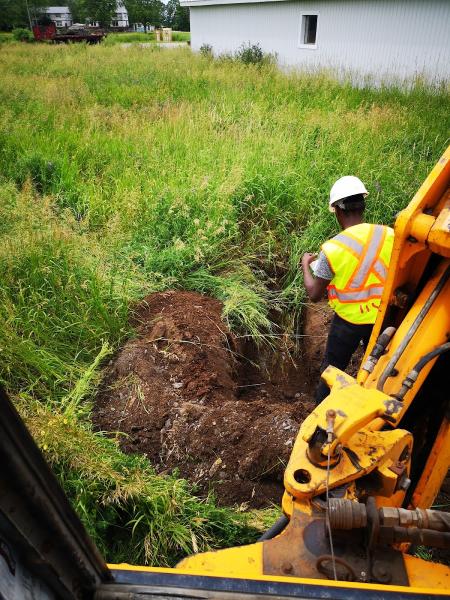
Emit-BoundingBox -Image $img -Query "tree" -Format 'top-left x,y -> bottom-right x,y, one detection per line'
0,0 -> 48,30
67,0 -> 88,24
124,0 -> 163,30
163,0 -> 189,31
81,0 -> 116,28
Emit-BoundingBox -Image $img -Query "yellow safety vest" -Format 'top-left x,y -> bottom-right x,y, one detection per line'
321,223 -> 394,325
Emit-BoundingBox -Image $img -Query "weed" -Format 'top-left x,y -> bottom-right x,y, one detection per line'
200,43 -> 213,57
235,42 -> 274,65
235,42 -> 265,65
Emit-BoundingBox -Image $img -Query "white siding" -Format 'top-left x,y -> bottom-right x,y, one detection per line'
188,0 -> 450,84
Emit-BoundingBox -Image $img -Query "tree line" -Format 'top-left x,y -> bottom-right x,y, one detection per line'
0,0 -> 189,32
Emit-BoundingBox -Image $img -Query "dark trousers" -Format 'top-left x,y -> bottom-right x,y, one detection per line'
315,313 -> 373,405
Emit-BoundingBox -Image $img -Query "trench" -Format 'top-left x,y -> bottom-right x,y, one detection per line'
92,290 -> 331,507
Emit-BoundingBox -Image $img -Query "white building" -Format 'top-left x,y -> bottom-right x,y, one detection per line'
111,2 -> 129,28
42,6 -> 72,28
180,0 -> 450,84
41,3 -> 129,29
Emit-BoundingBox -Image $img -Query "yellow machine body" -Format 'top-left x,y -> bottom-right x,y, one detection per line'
110,147 -> 450,596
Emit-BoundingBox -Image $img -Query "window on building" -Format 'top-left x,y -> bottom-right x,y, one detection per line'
112,20 -> 119,27
299,14 -> 318,48
56,21 -> 62,27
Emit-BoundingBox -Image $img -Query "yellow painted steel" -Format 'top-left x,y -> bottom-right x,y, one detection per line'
109,559 -> 450,593
360,144 -> 450,371
411,416 -> 450,510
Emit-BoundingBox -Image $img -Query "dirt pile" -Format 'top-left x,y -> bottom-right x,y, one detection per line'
93,291 -> 323,507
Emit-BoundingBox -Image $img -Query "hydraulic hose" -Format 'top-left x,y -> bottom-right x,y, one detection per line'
257,515 -> 289,541
377,264 -> 450,392
412,342 -> 450,373
360,326 -> 396,380
395,342 -> 450,400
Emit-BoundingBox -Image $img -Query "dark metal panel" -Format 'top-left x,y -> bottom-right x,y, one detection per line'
107,570 -> 439,600
0,386 -> 112,599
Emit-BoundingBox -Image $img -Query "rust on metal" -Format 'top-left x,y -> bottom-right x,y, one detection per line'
383,398 -> 403,417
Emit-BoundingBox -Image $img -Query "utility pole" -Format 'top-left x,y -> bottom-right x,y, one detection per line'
25,0 -> 33,29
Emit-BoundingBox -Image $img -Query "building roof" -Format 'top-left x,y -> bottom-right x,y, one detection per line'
45,6 -> 72,13
180,0 -> 285,5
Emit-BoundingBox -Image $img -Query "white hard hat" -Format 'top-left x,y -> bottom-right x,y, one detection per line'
329,176 -> 368,212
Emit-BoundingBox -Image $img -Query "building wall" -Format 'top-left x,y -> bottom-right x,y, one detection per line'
44,8 -> 72,27
188,0 -> 450,83
112,2 -> 129,28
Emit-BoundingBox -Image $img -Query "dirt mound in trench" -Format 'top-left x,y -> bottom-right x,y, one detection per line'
93,291 -> 320,507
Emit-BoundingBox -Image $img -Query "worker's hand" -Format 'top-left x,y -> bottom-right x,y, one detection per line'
302,253 -> 317,268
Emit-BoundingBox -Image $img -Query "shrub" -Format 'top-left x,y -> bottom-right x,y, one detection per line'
199,43 -> 213,57
12,28 -> 33,43
235,42 -> 265,65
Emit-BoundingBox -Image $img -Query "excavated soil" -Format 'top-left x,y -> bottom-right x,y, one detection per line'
93,291 -> 329,507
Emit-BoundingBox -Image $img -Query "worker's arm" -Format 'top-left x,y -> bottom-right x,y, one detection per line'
301,253 -> 330,302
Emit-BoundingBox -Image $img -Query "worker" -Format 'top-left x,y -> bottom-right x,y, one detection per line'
301,176 -> 394,404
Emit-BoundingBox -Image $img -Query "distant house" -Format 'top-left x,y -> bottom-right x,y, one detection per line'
38,3 -> 129,29
111,2 -> 129,28
132,24 -> 155,32
180,0 -> 450,84
42,6 -> 72,28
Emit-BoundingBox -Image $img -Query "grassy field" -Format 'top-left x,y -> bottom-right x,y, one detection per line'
0,41 -> 449,565
0,32 -> 13,43
104,30 -> 190,45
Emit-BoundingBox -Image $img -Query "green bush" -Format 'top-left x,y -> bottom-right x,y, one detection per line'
235,42 -> 274,65
12,28 -> 33,42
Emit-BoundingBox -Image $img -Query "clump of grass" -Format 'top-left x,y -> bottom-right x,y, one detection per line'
199,43 -> 213,58
172,31 -> 190,42
104,31 -> 190,46
185,266 -> 276,341
19,396 -> 259,565
0,32 -> 13,44
104,31 -> 156,45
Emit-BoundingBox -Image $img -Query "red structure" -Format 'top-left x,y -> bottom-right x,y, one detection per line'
32,23 -> 105,44
32,23 -> 57,41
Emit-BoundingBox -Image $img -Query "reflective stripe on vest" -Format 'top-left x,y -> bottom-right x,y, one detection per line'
330,230 -> 388,287
322,224 -> 394,325
328,285 -> 384,303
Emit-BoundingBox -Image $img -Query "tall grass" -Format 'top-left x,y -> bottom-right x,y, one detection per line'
0,42 -> 448,564
104,31 -> 157,44
104,31 -> 190,45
